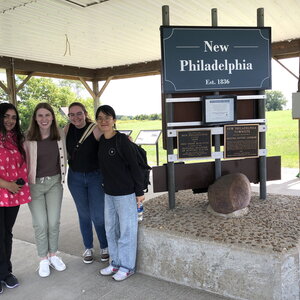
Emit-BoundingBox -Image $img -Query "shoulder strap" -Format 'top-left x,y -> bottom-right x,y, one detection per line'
78,123 -> 96,145
115,132 -> 125,161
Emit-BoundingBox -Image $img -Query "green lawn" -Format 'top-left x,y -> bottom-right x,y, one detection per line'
117,110 -> 299,168
266,110 -> 298,168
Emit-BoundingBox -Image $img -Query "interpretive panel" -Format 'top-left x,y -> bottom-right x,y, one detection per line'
135,130 -> 161,145
224,124 -> 259,158
161,26 -> 271,93
177,129 -> 211,159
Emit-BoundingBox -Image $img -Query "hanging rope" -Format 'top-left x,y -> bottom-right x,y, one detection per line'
63,34 -> 71,56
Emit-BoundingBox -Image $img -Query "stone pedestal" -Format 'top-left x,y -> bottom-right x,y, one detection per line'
137,228 -> 300,300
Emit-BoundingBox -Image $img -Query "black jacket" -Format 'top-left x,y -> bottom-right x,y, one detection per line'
98,132 -> 144,197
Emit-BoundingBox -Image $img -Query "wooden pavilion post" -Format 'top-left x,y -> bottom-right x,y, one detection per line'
6,59 -> 17,106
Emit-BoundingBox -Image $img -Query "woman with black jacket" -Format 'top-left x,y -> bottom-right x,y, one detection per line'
96,105 -> 144,281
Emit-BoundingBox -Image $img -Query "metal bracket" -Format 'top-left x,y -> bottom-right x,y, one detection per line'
259,149 -> 267,156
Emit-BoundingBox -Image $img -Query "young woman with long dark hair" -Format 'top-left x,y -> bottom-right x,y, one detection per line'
0,103 -> 31,293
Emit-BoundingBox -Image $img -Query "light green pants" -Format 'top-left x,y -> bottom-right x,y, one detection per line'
28,174 -> 63,257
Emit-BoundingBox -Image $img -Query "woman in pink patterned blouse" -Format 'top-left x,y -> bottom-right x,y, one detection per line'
0,103 -> 31,294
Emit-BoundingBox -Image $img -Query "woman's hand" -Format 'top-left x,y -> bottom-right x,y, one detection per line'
6,181 -> 22,194
136,195 -> 145,208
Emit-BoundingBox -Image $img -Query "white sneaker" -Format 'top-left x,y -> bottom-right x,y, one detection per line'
49,256 -> 66,271
100,265 -> 119,276
100,247 -> 109,262
38,259 -> 50,277
83,248 -> 94,264
112,270 -> 134,281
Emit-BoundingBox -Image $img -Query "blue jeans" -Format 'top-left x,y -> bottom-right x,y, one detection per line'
105,193 -> 138,273
67,169 -> 108,250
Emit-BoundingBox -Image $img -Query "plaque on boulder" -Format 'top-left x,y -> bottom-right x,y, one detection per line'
208,173 -> 251,214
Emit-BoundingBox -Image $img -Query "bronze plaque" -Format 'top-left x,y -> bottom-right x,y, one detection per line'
177,129 -> 211,159
224,124 -> 259,159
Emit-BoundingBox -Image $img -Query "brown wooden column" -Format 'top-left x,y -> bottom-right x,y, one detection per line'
6,59 -> 17,106
79,77 -> 112,115
0,68 -> 34,105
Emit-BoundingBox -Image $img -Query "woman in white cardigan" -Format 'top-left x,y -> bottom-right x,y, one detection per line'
24,102 -> 67,278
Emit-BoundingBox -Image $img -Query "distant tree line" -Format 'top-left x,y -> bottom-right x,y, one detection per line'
118,114 -> 161,121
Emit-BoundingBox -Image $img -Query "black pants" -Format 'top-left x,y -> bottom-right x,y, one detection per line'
0,206 -> 20,280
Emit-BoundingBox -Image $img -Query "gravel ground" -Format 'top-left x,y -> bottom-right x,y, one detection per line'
142,190 -> 300,253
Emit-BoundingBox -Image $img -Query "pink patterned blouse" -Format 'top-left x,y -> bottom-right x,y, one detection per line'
0,132 -> 31,207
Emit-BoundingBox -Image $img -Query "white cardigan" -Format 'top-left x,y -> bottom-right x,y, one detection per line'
24,128 -> 67,184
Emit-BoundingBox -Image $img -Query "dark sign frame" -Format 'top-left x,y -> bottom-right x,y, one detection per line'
202,94 -> 237,126
160,26 -> 271,93
177,129 -> 212,159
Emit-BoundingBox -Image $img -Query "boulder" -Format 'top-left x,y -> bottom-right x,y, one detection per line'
208,173 -> 251,214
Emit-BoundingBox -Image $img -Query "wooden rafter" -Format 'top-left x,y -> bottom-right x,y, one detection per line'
0,80 -> 8,94
96,76 -> 113,98
16,72 -> 35,93
79,77 -> 95,98
273,58 -> 299,80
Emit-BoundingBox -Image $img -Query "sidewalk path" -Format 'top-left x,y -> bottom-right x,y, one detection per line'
251,167 -> 300,196
1,240 -> 227,300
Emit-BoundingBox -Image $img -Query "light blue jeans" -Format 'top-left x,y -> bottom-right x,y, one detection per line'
104,193 -> 138,273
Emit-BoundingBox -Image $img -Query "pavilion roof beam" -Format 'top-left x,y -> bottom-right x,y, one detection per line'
94,60 -> 161,81
272,38 -> 300,60
0,56 -> 96,81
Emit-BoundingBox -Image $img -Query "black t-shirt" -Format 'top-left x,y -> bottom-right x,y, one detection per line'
98,131 -> 144,197
66,123 -> 99,172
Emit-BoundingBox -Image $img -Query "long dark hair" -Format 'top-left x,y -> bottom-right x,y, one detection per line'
26,102 -> 61,141
0,103 -> 26,160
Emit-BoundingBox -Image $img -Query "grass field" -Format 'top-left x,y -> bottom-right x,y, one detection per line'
117,110 -> 299,168
266,110 -> 298,168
